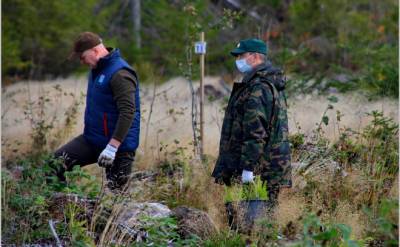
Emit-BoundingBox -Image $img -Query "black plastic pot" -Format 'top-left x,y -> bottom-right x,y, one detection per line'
225,199 -> 273,233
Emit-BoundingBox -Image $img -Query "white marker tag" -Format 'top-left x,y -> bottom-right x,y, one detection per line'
194,41 -> 207,54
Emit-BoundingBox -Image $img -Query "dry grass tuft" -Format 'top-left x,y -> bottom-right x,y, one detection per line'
276,189 -> 305,236
333,200 -> 365,239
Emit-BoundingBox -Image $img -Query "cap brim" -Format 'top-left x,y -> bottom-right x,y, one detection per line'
230,48 -> 246,56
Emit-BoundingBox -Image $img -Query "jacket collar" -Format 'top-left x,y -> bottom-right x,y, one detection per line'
93,48 -> 120,72
241,61 -> 272,84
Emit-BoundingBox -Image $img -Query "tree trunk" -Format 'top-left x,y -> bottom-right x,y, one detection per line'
131,0 -> 141,49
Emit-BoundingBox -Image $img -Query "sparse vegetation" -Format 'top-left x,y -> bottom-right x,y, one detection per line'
2,105 -> 398,245
2,0 -> 398,245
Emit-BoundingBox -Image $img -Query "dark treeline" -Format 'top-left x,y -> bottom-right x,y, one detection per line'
2,0 -> 398,97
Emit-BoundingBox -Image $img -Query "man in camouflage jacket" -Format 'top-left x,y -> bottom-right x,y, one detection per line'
212,38 -> 291,203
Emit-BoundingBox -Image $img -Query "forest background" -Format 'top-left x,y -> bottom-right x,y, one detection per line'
1,0 -> 399,246
3,0 -> 398,98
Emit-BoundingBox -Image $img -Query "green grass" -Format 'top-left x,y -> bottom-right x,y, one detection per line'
224,176 -> 268,203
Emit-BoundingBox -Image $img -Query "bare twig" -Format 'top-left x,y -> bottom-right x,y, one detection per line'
98,197 -> 123,245
210,105 -> 222,133
48,219 -> 63,247
97,175 -> 134,246
185,43 -> 200,157
155,85 -> 174,96
144,81 -> 157,153
89,169 -> 107,233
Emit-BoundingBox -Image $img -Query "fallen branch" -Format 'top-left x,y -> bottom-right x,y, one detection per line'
48,219 -> 62,247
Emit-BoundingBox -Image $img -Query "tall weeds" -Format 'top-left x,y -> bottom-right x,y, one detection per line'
2,77 -> 398,245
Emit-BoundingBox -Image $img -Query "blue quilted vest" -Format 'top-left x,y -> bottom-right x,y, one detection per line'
83,49 -> 140,152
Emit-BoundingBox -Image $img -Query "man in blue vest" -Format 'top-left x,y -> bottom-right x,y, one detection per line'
52,32 -> 140,191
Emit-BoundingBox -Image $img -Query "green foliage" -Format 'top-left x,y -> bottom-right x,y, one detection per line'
315,99 -> 337,137
224,176 -> 268,203
1,153 -> 100,244
2,0 -> 99,80
2,18 -> 26,80
2,167 -> 52,243
253,218 -> 279,244
64,166 -> 101,199
242,176 -> 268,201
23,94 -> 54,155
132,61 -> 159,84
332,130 -> 362,168
285,0 -> 398,97
288,0 -> 360,41
3,0 -> 398,98
21,85 -> 84,157
66,203 -> 96,247
356,45 -> 399,98
135,216 -> 200,247
363,199 -> 399,246
2,159 -> 52,243
150,140 -> 194,207
361,110 -> 399,176
289,109 -> 398,245
296,213 -> 360,247
203,230 -> 246,247
224,183 -> 244,203
141,1 -> 206,76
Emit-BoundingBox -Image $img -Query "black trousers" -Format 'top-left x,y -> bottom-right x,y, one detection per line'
52,134 -> 135,190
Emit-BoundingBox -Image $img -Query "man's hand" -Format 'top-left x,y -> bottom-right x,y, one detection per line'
98,144 -> 117,168
241,169 -> 254,183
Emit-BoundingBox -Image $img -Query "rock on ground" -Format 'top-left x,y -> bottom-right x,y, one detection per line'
172,206 -> 218,240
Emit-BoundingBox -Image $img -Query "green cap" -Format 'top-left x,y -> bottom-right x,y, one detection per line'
230,38 -> 267,56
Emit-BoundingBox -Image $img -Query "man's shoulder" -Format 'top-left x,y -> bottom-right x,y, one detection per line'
113,69 -> 137,81
110,69 -> 138,88
248,77 -> 275,96
255,67 -> 286,92
115,68 -> 136,77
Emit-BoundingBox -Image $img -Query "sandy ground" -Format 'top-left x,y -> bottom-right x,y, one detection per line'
2,76 -> 398,163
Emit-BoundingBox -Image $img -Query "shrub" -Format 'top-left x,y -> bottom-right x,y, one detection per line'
364,199 -> 399,246
1,153 -> 99,245
296,213 -> 360,246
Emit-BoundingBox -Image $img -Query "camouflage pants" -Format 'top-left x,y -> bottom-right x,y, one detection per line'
267,185 -> 280,206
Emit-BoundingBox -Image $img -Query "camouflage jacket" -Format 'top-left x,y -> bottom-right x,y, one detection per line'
212,63 -> 292,187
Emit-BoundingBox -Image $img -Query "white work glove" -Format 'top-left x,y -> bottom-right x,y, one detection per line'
241,169 -> 254,183
98,144 -> 117,168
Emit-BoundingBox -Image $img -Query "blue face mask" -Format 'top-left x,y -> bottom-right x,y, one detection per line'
235,58 -> 252,73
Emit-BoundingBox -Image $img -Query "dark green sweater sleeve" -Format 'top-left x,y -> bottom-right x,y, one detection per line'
109,69 -> 137,143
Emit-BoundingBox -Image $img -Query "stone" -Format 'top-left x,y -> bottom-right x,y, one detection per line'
333,74 -> 351,83
172,206 -> 218,239
117,202 -> 172,228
